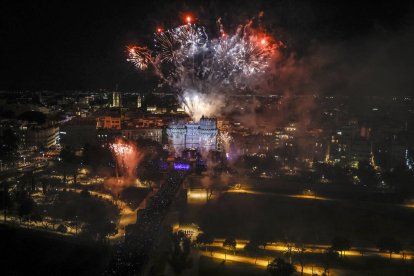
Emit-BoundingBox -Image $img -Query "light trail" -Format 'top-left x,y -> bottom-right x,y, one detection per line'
226,187 -> 414,210
226,188 -> 331,201
58,188 -> 138,242
199,250 -> 326,275
207,239 -> 414,261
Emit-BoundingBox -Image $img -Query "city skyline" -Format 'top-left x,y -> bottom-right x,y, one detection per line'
1,1 -> 414,275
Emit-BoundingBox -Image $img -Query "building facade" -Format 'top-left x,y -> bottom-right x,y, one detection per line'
96,116 -> 121,129
122,128 -> 163,143
167,117 -> 218,154
20,122 -> 59,149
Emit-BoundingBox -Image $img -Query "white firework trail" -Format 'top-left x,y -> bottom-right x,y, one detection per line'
219,131 -> 233,152
127,16 -> 281,121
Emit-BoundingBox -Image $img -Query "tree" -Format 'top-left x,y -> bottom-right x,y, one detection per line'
0,128 -> 18,159
331,236 -> 351,257
30,209 -> 43,225
251,231 -> 269,249
295,243 -> 306,275
81,221 -> 117,241
244,241 -> 260,264
51,191 -> 120,240
59,146 -> 80,185
196,232 -> 214,251
377,237 -> 403,259
267,258 -> 295,276
18,111 -> 46,124
223,237 -> 237,259
383,168 -> 414,201
284,241 -> 295,264
322,249 -> 339,275
82,143 -> 112,173
1,182 -> 12,222
357,160 -> 378,187
169,231 -> 192,275
16,192 -> 35,223
57,224 -> 67,233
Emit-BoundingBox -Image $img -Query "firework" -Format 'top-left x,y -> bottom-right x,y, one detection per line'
127,46 -> 153,70
128,15 -> 281,120
219,131 -> 233,152
110,139 -> 142,179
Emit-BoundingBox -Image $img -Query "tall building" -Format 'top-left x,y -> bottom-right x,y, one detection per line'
20,122 -> 59,149
137,94 -> 142,108
111,92 -> 121,107
167,117 -> 218,154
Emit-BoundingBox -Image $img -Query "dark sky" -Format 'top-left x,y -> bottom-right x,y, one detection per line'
1,0 -> 413,94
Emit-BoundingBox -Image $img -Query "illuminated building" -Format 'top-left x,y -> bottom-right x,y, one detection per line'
167,123 -> 186,153
111,92 -> 121,107
122,128 -> 162,143
96,116 -> 121,129
20,121 -> 60,149
167,116 -> 218,154
137,95 -> 142,108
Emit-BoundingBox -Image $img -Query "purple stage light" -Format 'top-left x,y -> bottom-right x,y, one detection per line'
174,162 -> 190,170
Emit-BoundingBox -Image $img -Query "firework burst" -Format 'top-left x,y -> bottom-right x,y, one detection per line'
127,14 -> 281,120
110,139 -> 142,179
219,131 -> 233,152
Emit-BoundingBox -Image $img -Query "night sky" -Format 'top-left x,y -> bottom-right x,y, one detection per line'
1,0 -> 413,94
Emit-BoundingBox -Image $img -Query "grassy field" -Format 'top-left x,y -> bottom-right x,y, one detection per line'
1,225 -> 110,276
185,174 -> 402,203
198,255 -> 267,276
181,192 -> 414,247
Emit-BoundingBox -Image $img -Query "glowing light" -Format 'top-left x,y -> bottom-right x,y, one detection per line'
156,27 -> 163,33
219,131 -> 233,152
127,15 -> 281,121
174,162 -> 190,170
109,138 -> 142,179
126,46 -> 152,70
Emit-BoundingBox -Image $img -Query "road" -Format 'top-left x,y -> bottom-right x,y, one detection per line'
0,187 -> 145,242
199,250 -> 326,275
208,238 -> 414,261
199,238 -> 414,275
62,188 -> 150,242
227,188 -> 331,201
226,187 -> 414,211
0,160 -> 49,181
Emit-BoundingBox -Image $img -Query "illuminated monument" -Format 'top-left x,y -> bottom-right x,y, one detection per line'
167,116 -> 218,154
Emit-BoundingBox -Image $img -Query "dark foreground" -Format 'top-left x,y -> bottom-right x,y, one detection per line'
1,225 -> 110,276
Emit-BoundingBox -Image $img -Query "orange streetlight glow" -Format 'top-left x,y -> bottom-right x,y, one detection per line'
186,15 -> 192,23
156,27 -> 163,33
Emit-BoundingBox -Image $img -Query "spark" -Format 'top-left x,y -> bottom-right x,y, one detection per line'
219,131 -> 233,152
127,15 -> 281,120
110,139 -> 142,179
126,46 -> 152,70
